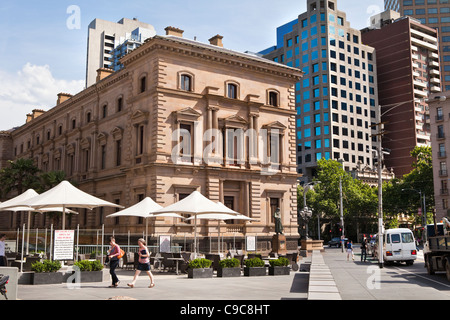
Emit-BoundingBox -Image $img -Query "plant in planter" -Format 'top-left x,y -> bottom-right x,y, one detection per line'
269,257 -> 290,276
217,258 -> 241,278
187,258 -> 213,279
71,260 -> 105,283
30,260 -> 63,285
244,257 -> 266,277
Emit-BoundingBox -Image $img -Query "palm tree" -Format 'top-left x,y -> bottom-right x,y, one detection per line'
0,158 -> 41,197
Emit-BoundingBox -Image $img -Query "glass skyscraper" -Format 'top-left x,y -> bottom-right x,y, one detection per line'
260,0 -> 379,181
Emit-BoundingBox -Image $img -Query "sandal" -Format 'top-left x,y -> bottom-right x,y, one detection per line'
149,283 -> 155,288
127,283 -> 135,288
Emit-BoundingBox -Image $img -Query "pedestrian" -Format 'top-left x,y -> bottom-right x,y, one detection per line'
127,238 -> 155,288
346,240 -> 354,261
361,238 -> 367,262
107,236 -> 121,287
0,234 -> 6,267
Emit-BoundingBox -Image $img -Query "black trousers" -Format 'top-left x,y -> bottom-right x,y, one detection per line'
109,258 -> 119,284
0,256 -> 5,267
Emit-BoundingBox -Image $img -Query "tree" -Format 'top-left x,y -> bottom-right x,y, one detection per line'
301,159 -> 378,241
383,146 -> 434,227
0,158 -> 41,197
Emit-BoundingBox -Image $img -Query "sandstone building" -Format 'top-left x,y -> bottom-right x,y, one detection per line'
0,27 -> 303,251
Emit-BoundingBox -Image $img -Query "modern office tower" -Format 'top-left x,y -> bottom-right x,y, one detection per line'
261,0 -> 379,181
384,0 -> 450,92
362,11 -> 441,177
429,91 -> 450,222
85,18 -> 156,87
108,27 -> 156,72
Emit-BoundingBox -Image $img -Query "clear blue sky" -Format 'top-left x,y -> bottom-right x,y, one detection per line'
0,0 -> 384,130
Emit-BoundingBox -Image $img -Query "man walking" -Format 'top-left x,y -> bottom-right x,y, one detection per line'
0,234 -> 6,267
361,238 -> 367,262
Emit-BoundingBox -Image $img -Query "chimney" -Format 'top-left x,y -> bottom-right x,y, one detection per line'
96,68 -> 114,83
57,92 -> 73,105
26,113 -> 33,123
32,109 -> 45,119
165,26 -> 184,37
209,34 -> 224,47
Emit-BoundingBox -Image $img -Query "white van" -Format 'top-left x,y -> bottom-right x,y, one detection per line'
383,228 -> 417,266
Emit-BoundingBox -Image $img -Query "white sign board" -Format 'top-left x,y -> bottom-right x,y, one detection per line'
159,235 -> 171,253
54,230 -> 75,260
246,236 -> 256,252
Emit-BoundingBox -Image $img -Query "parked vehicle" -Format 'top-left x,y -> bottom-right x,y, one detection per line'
0,274 -> 9,300
328,237 -> 348,247
375,228 -> 417,266
423,220 -> 450,282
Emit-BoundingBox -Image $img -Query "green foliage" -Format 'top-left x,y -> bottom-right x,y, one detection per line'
188,258 -> 212,269
244,257 -> 265,268
383,146 -> 434,225
219,258 -> 240,268
269,257 -> 290,267
31,260 -> 61,273
74,260 -> 104,272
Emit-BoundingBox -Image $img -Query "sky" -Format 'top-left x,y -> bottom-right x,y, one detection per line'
0,0 -> 384,130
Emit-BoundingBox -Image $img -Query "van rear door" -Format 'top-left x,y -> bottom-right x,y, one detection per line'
400,231 -> 415,259
390,233 -> 403,258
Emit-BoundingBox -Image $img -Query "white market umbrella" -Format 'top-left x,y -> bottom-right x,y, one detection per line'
2,181 -> 123,230
186,204 -> 258,254
152,191 -> 240,256
0,189 -> 78,255
106,197 -> 185,243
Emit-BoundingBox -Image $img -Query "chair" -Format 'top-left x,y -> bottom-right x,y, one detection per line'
152,253 -> 162,271
123,252 -> 135,270
234,254 -> 245,268
161,252 -> 175,272
23,256 -> 41,271
180,252 -> 191,273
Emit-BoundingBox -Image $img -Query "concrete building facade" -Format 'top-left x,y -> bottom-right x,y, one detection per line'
362,11 -> 441,177
260,0 -> 380,182
85,18 -> 156,87
429,91 -> 450,222
0,28 -> 302,252
384,0 -> 450,92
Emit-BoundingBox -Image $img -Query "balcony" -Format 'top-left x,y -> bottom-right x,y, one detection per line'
431,77 -> 441,84
436,114 -> 444,122
439,170 -> 448,177
441,189 -> 449,196
436,133 -> 446,140
430,69 -> 440,76
438,151 -> 447,158
414,89 -> 428,97
431,86 -> 441,93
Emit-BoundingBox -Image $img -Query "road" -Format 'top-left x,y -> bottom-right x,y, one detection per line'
323,246 -> 450,300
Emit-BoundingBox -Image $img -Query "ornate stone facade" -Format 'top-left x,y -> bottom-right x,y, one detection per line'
0,28 -> 303,249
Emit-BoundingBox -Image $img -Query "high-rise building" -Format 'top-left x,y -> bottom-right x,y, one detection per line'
260,0 -> 379,181
429,91 -> 450,222
362,10 -> 441,177
384,0 -> 450,92
85,18 -> 156,87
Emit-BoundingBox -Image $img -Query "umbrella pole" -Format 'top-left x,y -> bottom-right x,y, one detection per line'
218,220 -> 220,254
21,224 -> 25,273
146,218 -> 148,245
194,215 -> 198,258
26,211 -> 31,255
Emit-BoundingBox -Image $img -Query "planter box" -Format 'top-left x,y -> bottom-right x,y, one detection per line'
269,266 -> 290,276
217,267 -> 241,278
66,270 -> 104,283
31,272 -> 63,285
244,267 -> 266,277
188,268 -> 213,279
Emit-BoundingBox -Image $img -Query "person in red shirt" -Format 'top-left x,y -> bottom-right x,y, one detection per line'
108,236 -> 121,287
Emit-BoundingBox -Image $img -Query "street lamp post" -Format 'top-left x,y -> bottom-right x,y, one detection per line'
301,181 -> 320,239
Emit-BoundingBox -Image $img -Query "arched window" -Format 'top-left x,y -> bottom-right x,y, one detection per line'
268,91 -> 280,107
226,82 -> 239,99
180,74 -> 192,91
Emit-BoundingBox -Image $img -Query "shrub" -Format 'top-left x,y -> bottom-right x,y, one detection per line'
269,257 -> 290,267
31,260 -> 62,273
74,260 -> 104,272
188,258 -> 212,269
219,258 -> 240,268
244,257 -> 265,268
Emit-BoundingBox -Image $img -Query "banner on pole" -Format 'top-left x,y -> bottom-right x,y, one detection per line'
54,230 -> 75,260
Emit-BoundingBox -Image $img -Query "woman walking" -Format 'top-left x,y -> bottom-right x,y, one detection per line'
108,236 -> 121,287
128,239 -> 155,288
